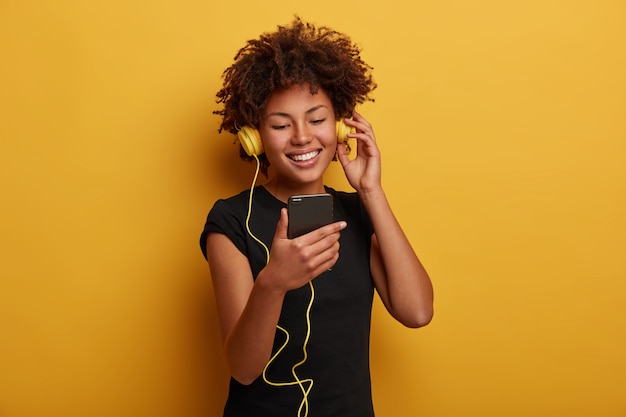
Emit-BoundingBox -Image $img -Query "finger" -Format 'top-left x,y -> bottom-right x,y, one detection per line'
336,142 -> 351,167
317,220 -> 347,237
349,125 -> 379,150
309,227 -> 344,257
296,221 -> 345,254
306,239 -> 341,277
350,111 -> 372,129
346,124 -> 375,146
316,247 -> 341,274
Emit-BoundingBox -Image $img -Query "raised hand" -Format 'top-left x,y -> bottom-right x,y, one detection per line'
336,111 -> 382,195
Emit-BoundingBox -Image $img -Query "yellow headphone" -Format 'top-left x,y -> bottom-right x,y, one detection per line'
238,120 -> 354,157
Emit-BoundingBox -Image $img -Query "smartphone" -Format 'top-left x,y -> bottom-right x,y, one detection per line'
287,193 -> 334,239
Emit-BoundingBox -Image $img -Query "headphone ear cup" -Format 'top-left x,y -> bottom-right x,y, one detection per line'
238,126 -> 263,156
336,120 -> 354,144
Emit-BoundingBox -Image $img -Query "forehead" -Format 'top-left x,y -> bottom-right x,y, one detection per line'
264,84 -> 333,116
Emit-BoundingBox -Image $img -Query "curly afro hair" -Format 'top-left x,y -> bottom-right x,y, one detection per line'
214,17 -> 376,174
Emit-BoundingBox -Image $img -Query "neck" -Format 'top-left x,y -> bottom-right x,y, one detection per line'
263,178 -> 326,203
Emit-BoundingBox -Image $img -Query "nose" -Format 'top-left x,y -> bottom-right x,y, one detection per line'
291,122 -> 313,146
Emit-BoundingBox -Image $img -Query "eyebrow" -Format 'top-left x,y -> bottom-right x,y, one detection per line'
266,104 -> 328,119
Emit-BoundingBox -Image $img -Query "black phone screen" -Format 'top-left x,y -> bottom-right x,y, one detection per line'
287,193 -> 334,239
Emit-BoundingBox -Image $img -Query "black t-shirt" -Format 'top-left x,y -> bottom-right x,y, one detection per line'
200,186 -> 376,417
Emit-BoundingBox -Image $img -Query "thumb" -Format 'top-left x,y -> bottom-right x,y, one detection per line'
336,141 -> 350,168
274,207 -> 289,240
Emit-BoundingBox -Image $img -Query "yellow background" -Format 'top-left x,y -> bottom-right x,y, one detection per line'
1,0 -> 625,416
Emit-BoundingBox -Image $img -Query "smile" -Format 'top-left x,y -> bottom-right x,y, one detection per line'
289,150 -> 320,162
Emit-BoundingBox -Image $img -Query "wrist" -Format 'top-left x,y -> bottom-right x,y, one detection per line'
254,268 -> 288,299
357,186 -> 385,203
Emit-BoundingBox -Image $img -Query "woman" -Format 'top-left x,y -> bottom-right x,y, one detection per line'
200,17 -> 433,417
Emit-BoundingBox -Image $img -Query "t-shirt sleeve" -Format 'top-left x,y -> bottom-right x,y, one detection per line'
199,199 -> 248,260
359,199 -> 375,239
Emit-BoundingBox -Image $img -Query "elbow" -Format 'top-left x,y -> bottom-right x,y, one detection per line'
224,338 -> 266,386
226,352 -> 264,386
400,306 -> 434,329
232,374 -> 259,386
229,366 -> 262,386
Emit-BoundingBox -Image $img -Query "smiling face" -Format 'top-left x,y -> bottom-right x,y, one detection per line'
259,84 -> 337,201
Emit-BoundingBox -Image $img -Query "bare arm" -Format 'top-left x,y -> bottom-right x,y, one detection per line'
337,111 -> 434,328
206,208 -> 346,384
362,190 -> 434,327
206,232 -> 285,385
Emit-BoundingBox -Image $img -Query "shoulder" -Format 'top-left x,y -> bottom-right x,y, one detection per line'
211,188 -> 252,212
200,188 -> 252,259
200,186 -> 283,259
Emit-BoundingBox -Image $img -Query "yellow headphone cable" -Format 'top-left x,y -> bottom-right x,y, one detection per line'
245,154 -> 315,417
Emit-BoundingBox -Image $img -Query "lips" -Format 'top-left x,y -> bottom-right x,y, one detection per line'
288,150 -> 320,162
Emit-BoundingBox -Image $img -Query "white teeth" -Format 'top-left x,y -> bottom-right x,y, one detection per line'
290,151 -> 319,162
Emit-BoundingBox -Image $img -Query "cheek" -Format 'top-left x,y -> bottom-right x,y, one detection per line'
323,128 -> 338,148
259,133 -> 285,162
259,130 -> 280,150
